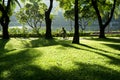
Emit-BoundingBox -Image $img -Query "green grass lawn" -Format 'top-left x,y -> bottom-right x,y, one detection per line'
0,37 -> 120,80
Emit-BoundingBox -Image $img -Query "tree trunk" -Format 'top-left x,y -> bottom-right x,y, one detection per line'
2,25 -> 9,39
45,0 -> 53,39
91,0 -> 116,39
0,0 -> 11,39
0,15 -> 10,39
99,26 -> 106,38
45,13 -> 52,39
72,0 -> 79,44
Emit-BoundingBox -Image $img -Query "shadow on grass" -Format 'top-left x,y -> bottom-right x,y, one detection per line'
19,37 -> 120,51
0,39 -> 10,54
80,43 -> 108,53
84,37 -> 120,43
1,57 -> 120,80
79,43 -> 120,66
0,38 -> 120,80
20,38 -> 79,49
20,38 -> 120,66
18,38 -> 59,48
30,38 -> 59,47
103,43 -> 120,51
0,48 -> 42,80
16,38 -> 120,66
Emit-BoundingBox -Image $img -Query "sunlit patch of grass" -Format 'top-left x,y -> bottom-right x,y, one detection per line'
0,37 -> 120,80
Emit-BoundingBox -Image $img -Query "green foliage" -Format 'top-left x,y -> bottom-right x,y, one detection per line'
57,0 -> 119,24
16,0 -> 47,35
57,0 -> 96,20
9,27 -> 23,34
96,0 -> 114,19
114,1 -> 120,19
0,0 -> 22,17
15,8 -> 27,24
56,0 -> 74,10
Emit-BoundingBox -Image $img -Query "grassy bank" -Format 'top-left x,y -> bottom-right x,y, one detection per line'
0,37 -> 120,80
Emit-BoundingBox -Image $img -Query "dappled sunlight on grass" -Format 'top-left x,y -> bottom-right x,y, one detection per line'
0,37 -> 120,80
0,47 -> 42,80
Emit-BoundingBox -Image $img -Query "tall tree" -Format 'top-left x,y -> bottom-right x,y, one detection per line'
56,0 -> 80,43
64,3 -> 95,32
0,0 -> 21,39
72,0 -> 79,44
16,0 -> 47,35
45,0 -> 53,39
91,0 -> 116,38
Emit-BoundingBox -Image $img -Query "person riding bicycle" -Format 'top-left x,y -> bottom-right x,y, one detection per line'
61,27 -> 66,39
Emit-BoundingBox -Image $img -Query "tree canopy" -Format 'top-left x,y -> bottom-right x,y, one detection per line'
57,0 -> 118,39
16,0 -> 47,35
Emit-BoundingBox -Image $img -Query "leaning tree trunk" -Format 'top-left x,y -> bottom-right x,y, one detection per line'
45,0 -> 53,39
72,0 -> 79,44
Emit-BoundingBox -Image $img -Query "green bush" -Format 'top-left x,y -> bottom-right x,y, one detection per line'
9,27 -> 23,34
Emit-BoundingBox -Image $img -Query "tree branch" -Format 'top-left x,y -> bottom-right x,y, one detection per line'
104,0 -> 116,27
91,0 -> 103,27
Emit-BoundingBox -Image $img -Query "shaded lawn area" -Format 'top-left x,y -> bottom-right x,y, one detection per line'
0,37 -> 120,80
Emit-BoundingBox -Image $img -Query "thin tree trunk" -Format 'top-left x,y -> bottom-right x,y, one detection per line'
72,0 -> 79,44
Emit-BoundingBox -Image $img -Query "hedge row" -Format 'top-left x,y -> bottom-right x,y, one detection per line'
0,32 -> 119,38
